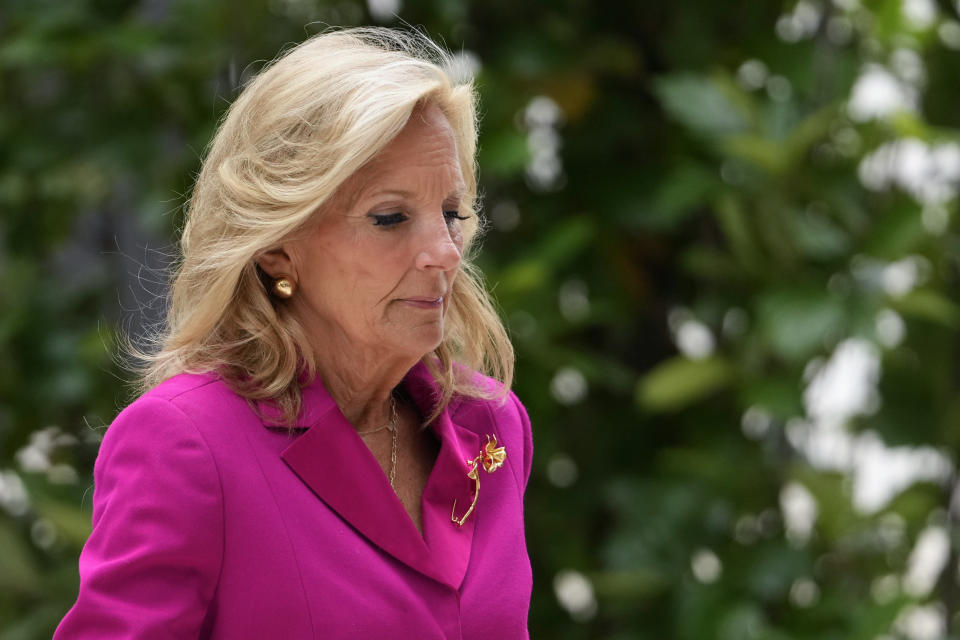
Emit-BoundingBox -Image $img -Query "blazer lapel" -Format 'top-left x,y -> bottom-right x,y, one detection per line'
403,362 -> 480,589
279,403 -> 442,583
419,410 -> 479,588
269,363 -> 481,589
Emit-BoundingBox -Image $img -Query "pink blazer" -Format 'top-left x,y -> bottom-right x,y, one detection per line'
55,362 -> 533,639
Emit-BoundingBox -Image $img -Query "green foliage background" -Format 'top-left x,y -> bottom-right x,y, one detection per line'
3,0 -> 960,637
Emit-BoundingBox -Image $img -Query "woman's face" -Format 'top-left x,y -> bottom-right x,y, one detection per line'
278,104 -> 466,363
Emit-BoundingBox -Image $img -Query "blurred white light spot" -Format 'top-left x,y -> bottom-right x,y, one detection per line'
882,258 -> 920,297
804,339 -> 881,429
524,95 -> 563,129
938,20 -> 960,49
490,200 -> 520,232
784,417 -> 811,450
528,126 -> 561,156
871,573 -> 901,604
875,308 -> 906,348
675,319 -> 715,360
526,156 -> 564,191
0,469 -> 30,516
848,65 -> 917,122
903,525 -> 949,597
691,548 -> 722,584
895,603 -> 946,640
14,426 -> 79,484
891,48 -> 926,86
766,75 -> 793,102
793,0 -> 822,31
776,15 -> 801,41
933,143 -> 960,184
47,463 -> 78,485
788,419 -> 861,472
852,431 -> 952,513
16,426 -> 61,473
30,518 -> 57,550
550,367 -> 588,405
445,50 -> 481,84
16,446 -> 48,473
741,406 -> 773,440
780,481 -> 818,546
789,577 -> 820,607
554,570 -> 598,622
737,59 -> 768,90
858,138 -> 960,205
547,454 -> 579,488
776,1 -> 821,41
558,279 -> 590,322
523,96 -> 565,191
366,0 -> 400,21
903,0 -> 937,30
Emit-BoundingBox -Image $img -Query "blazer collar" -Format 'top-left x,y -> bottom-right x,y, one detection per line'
268,361 -> 480,589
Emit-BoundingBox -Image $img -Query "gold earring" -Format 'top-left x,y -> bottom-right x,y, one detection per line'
273,276 -> 295,299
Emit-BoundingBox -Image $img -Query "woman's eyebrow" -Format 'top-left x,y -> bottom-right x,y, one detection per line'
358,185 -> 468,203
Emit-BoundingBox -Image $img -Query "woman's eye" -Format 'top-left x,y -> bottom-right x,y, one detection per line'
370,212 -> 407,227
444,210 -> 470,223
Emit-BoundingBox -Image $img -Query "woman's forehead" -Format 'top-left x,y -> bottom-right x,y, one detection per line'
338,113 -> 465,207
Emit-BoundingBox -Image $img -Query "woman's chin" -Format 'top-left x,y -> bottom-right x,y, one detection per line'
400,324 -> 446,358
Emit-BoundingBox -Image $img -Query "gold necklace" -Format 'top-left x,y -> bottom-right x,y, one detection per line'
356,397 -> 399,490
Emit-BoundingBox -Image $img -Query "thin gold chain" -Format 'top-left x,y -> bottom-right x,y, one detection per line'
356,397 -> 399,490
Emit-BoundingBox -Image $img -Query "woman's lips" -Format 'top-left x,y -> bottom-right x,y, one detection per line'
400,296 -> 443,309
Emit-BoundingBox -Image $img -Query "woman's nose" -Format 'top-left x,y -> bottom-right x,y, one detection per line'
415,218 -> 463,271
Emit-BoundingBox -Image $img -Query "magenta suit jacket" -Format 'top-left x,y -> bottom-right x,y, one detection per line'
55,362 -> 533,639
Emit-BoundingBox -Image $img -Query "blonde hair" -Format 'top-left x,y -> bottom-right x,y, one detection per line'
136,27 -> 513,425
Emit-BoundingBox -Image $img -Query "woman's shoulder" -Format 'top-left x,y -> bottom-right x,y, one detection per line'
448,369 -> 526,422
121,371 -> 246,421
105,371 -> 252,454
137,370 -> 228,405
449,375 -> 533,492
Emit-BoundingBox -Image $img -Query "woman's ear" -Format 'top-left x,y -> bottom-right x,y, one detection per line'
256,247 -> 295,280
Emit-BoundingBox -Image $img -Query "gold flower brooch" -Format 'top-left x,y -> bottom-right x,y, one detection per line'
451,435 -> 507,527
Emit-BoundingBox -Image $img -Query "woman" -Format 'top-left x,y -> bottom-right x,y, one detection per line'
55,27 -> 532,639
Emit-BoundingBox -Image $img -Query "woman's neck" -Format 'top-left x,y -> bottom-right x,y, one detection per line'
313,347 -> 418,431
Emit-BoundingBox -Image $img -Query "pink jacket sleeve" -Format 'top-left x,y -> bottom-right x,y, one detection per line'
510,391 -> 534,491
54,397 -> 224,639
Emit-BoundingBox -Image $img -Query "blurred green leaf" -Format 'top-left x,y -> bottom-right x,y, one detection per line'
757,288 -> 846,362
497,216 -> 595,295
637,356 -> 735,412
0,519 -> 43,596
891,288 -> 960,328
654,73 -> 749,137
32,499 -> 92,549
478,129 -> 529,178
630,162 -> 718,230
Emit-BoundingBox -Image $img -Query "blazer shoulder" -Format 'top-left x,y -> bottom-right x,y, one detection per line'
136,371 -> 249,418
60,379 -> 225,638
142,370 -> 222,403
451,380 -> 533,493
